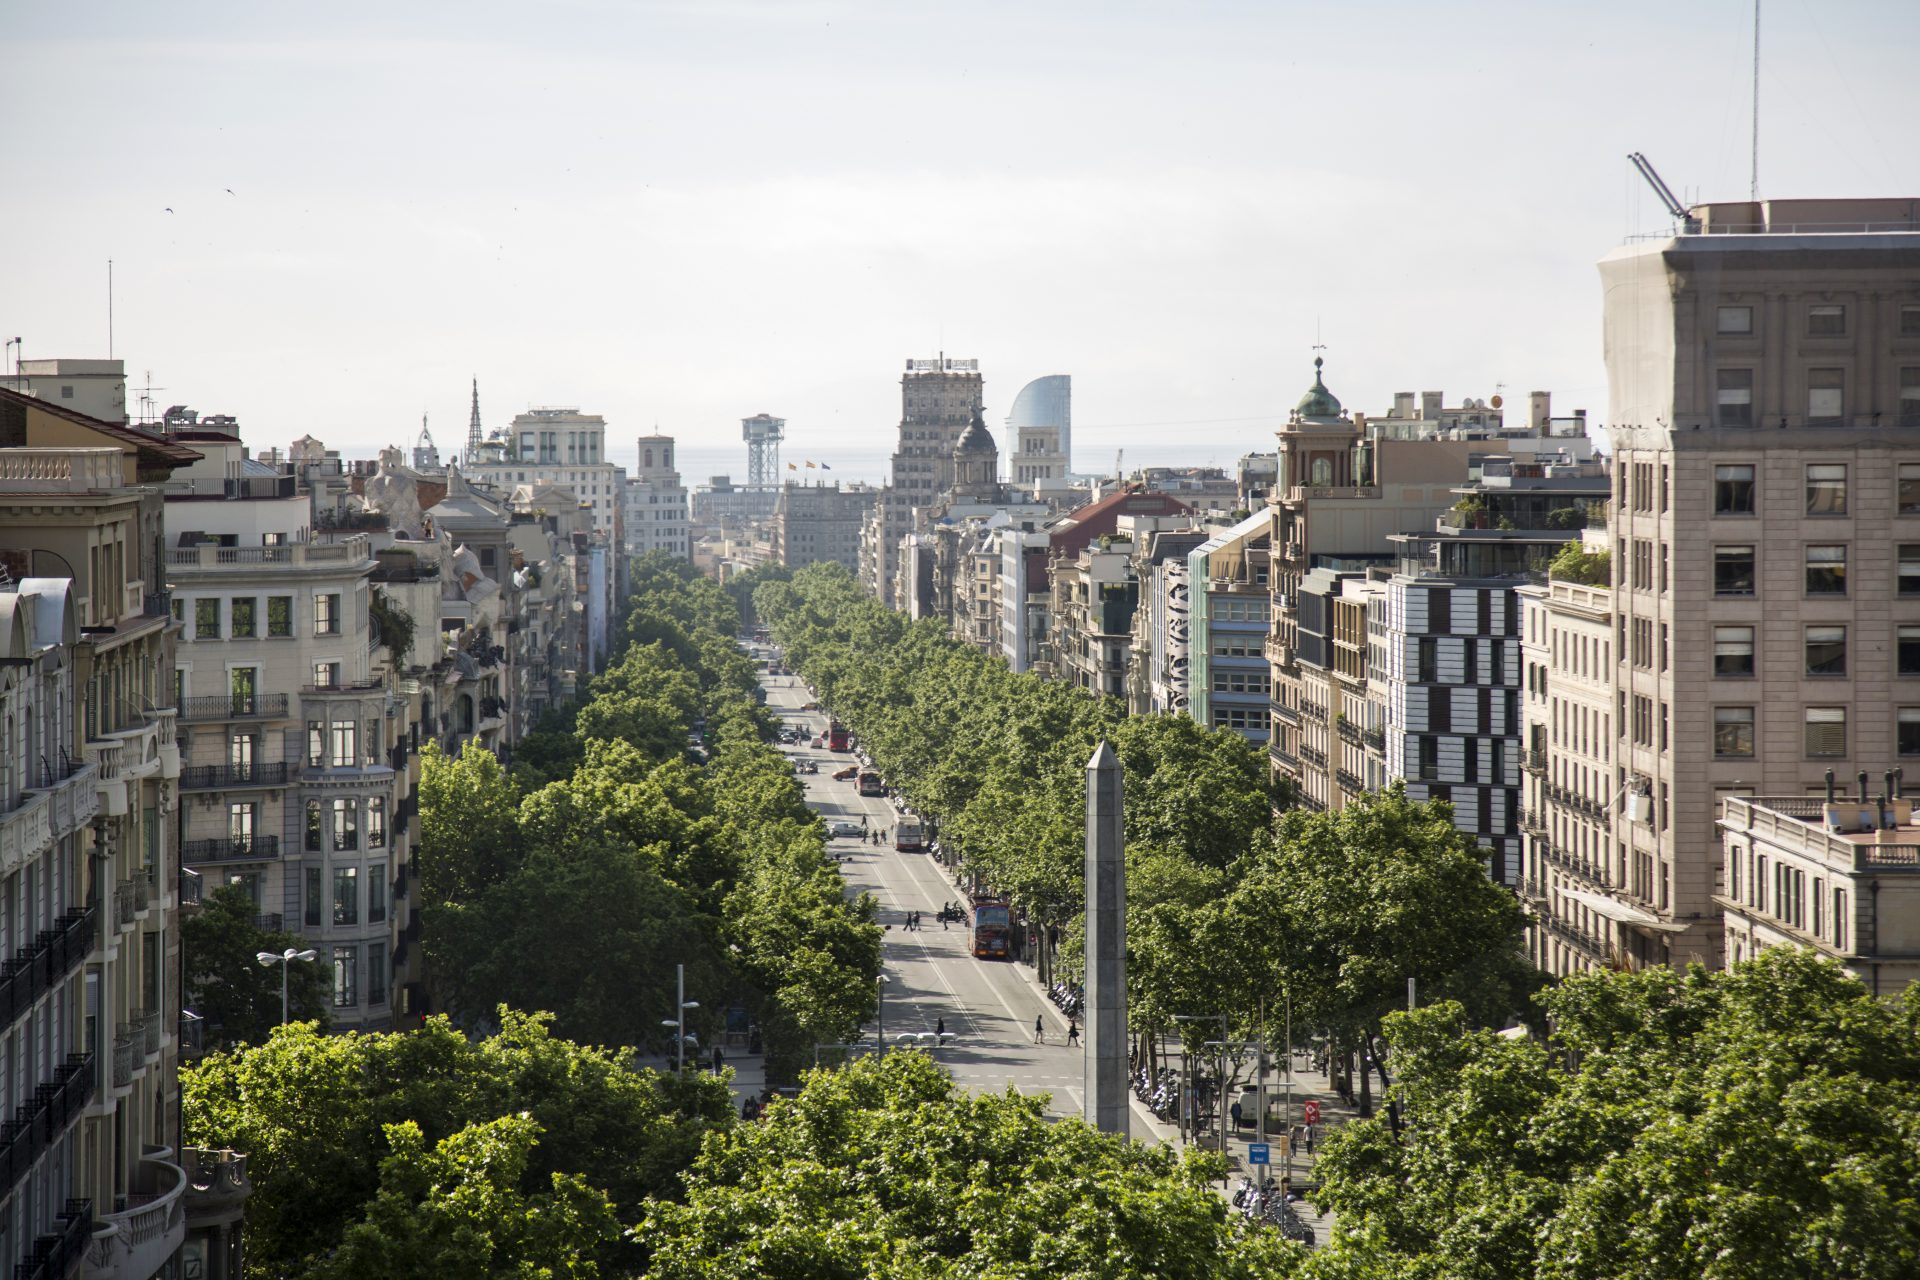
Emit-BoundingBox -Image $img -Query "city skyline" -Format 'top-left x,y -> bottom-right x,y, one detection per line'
7,0 -> 1917,466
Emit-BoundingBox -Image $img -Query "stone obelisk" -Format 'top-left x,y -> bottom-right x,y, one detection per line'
1084,741 -> 1127,1136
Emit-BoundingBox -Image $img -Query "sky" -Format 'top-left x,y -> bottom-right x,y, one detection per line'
6,0 -> 1917,483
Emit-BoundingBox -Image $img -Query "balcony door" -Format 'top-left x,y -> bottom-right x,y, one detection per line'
229,733 -> 257,782
230,667 -> 258,716
229,802 -> 257,850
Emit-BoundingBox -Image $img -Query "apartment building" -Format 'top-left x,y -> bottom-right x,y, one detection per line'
773,482 -> 877,573
1717,788 -> 1920,995
0,386 -> 203,1280
1596,195 -> 1920,969
625,434 -> 689,559
1289,568 -> 1392,812
468,405 -> 626,544
1046,539 -> 1138,699
161,430 -> 399,1035
1187,511 -> 1272,743
1126,522 -> 1210,716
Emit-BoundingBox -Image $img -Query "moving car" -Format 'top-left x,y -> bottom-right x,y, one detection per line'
832,765 -> 859,781
826,820 -> 865,838
801,701 -> 821,711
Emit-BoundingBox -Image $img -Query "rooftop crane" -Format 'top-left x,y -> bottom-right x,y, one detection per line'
1627,153 -> 1699,232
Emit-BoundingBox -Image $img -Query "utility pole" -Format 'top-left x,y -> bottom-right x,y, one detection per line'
660,964 -> 700,1071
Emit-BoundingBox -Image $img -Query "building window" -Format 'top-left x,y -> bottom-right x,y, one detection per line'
195,598 -> 221,640
1713,464 -> 1755,514
1805,706 -> 1847,758
305,865 -> 323,926
1715,545 -> 1756,596
307,720 -> 325,767
1714,706 -> 1755,757
268,595 -> 293,637
333,863 -> 358,923
231,597 -> 257,637
332,947 -> 357,1008
314,593 -> 341,636
1835,889 -> 1849,950
1805,626 -> 1846,676
228,802 -> 256,845
1808,304 -> 1847,336
369,871 -> 387,924
331,720 -> 357,769
1808,368 -> 1844,425
1901,709 -> 1920,757
1900,464 -> 1920,515
1714,625 -> 1754,677
1806,464 -> 1847,516
1901,546 -> 1920,596
1716,370 -> 1754,428
332,799 -> 359,852
368,796 -> 387,848
1805,545 -> 1847,595
368,942 -> 388,1005
1717,304 -> 1753,335
1900,626 -> 1920,676
1903,369 -> 1920,429
313,661 -> 339,690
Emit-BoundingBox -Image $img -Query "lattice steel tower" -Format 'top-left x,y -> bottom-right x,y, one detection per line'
742,413 -> 785,489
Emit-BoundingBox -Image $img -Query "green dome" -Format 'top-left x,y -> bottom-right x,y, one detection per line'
1295,357 -> 1342,418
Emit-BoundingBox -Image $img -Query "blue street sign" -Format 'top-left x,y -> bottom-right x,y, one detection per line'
1247,1143 -> 1270,1165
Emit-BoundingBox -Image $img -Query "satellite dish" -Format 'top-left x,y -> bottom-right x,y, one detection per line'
1490,394 -> 1503,409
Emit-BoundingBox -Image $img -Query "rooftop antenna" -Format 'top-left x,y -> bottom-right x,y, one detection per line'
1750,0 -> 1761,200
107,259 -> 114,360
135,370 -> 166,425
1627,153 -> 1697,232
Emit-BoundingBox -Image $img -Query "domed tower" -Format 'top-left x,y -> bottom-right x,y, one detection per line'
950,403 -> 1001,498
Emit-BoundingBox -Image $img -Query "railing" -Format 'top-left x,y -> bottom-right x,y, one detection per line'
1524,749 -> 1548,775
0,447 -> 122,494
135,1008 -> 161,1060
178,693 -> 289,722
1271,746 -> 1300,769
1363,726 -> 1385,751
165,532 -> 370,568
86,1154 -> 187,1279
1299,702 -> 1327,723
1720,795 -> 1920,872
113,881 -> 136,932
111,1033 -> 134,1090
178,869 -> 203,907
1299,744 -> 1327,768
0,908 -> 96,1033
144,590 -> 173,619
179,761 -> 290,790
0,1056 -> 93,1208
180,835 -> 281,863
1336,767 -> 1364,794
13,1198 -> 92,1280
183,1148 -> 251,1212
1336,719 -> 1363,748
3,762 -> 100,877
132,868 -> 151,914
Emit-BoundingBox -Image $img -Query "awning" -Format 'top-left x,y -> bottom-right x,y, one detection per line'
1563,888 -> 1692,933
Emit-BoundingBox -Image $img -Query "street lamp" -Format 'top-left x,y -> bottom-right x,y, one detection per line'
1172,1012 -> 1229,1153
255,947 -> 320,1026
876,975 -> 890,1057
662,962 -> 700,1072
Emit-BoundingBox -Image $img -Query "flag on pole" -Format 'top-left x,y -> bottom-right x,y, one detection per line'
820,462 -> 832,470
805,460 -> 817,469
787,462 -> 797,470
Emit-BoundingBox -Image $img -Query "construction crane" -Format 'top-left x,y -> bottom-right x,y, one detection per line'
1627,153 -> 1699,232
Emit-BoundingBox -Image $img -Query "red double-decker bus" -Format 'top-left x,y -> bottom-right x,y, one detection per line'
827,721 -> 850,752
972,898 -> 1012,960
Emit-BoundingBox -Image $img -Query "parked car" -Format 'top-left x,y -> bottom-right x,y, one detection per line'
826,820 -> 865,838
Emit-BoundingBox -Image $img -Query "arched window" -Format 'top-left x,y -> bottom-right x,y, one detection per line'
1310,458 -> 1333,487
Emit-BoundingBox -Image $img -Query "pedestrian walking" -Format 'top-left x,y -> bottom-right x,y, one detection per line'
1034,1015 -> 1044,1044
1306,1124 -> 1316,1155
937,1017 -> 946,1037
1067,1020 -> 1079,1046
1231,1099 -> 1244,1131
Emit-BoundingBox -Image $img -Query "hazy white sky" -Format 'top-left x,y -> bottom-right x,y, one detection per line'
6,0 -> 1916,479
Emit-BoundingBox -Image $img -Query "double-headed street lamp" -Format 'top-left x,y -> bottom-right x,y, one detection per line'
255,947 -> 320,1027
660,962 -> 700,1071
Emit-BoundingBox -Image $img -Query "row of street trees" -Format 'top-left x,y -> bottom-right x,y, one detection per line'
756,563 -> 1534,1108
415,553 -> 883,1079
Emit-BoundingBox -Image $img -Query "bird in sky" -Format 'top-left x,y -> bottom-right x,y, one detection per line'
225,188 -> 234,195
163,207 -> 173,213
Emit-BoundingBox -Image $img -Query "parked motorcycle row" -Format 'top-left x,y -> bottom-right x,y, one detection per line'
1047,980 -> 1082,1018
1231,1178 -> 1316,1246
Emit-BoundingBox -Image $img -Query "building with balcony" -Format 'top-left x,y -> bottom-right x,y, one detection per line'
163,427 -> 398,1035
1186,510 -> 1272,743
0,393 -> 200,1280
1717,790 -> 1920,996
1125,521 -> 1211,716
1046,538 -> 1139,700
861,356 -> 987,606
468,404 -> 626,545
1599,195 -> 1920,969
625,434 -> 689,559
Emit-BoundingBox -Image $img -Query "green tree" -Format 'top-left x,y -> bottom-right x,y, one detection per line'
637,1051 -> 1302,1279
182,1011 -> 734,1279
314,1115 -> 622,1280
181,884 -> 330,1047
1547,540 -> 1611,585
1309,948 -> 1920,1280
416,742 -> 523,905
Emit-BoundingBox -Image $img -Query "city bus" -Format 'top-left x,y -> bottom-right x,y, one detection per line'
972,897 -> 1012,960
858,770 -> 883,797
894,817 -> 924,852
827,721 -> 851,752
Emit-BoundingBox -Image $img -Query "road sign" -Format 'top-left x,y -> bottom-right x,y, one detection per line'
1247,1143 -> 1270,1165
1303,1100 -> 1321,1124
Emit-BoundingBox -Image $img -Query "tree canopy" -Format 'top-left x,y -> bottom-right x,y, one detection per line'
181,884 -> 331,1048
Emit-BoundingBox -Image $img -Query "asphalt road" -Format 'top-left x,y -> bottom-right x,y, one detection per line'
763,671 -> 1167,1135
